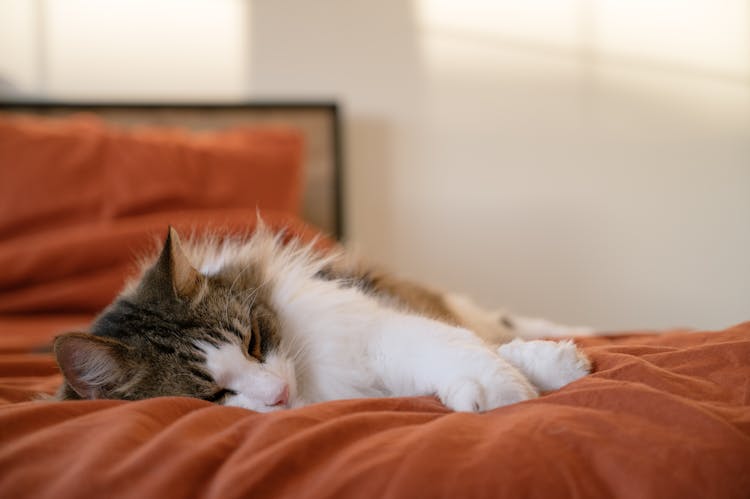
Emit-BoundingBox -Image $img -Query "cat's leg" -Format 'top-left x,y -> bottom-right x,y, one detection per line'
496,339 -> 591,391
443,294 -> 594,344
371,312 -> 538,412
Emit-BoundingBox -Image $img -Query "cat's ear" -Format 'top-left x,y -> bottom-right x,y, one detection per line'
145,227 -> 202,299
164,227 -> 201,297
54,332 -> 130,399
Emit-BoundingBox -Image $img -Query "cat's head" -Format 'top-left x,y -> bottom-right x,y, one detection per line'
54,228 -> 296,412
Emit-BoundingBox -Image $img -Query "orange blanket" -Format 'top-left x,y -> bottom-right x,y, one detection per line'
2,316 -> 749,498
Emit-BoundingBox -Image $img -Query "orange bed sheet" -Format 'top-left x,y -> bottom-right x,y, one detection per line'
2,316 -> 749,499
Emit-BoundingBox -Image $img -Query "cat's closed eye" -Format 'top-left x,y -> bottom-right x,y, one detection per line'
225,321 -> 262,360
248,316 -> 265,359
205,388 -> 236,403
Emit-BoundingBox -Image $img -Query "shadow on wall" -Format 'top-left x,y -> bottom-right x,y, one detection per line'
0,74 -> 25,98
344,118 -> 395,260
247,0 -> 424,263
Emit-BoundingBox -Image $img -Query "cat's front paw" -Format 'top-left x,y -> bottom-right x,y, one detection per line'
497,339 -> 591,392
439,370 -> 538,412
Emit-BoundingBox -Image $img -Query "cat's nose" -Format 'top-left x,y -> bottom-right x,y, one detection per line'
268,384 -> 289,407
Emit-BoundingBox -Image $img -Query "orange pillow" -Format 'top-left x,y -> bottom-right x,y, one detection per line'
0,114 -> 304,240
0,209 -> 332,314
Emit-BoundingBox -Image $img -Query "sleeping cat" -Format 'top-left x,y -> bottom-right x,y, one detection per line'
54,225 -> 592,412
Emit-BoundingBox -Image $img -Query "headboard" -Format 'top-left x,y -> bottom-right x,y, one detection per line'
0,101 -> 344,240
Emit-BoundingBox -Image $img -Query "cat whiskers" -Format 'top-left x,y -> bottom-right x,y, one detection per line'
238,276 -> 270,313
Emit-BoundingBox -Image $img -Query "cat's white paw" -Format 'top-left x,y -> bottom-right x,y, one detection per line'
439,369 -> 538,412
497,339 -> 591,392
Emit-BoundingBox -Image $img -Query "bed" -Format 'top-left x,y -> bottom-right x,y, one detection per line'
1,103 -> 749,499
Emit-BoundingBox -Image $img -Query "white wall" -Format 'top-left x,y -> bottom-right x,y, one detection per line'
1,0 -> 749,330
250,0 -> 750,331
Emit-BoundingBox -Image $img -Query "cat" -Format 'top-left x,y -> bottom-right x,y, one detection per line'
53,225 -> 592,413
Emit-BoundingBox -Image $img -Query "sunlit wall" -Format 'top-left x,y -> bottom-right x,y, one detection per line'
0,0 -> 249,99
